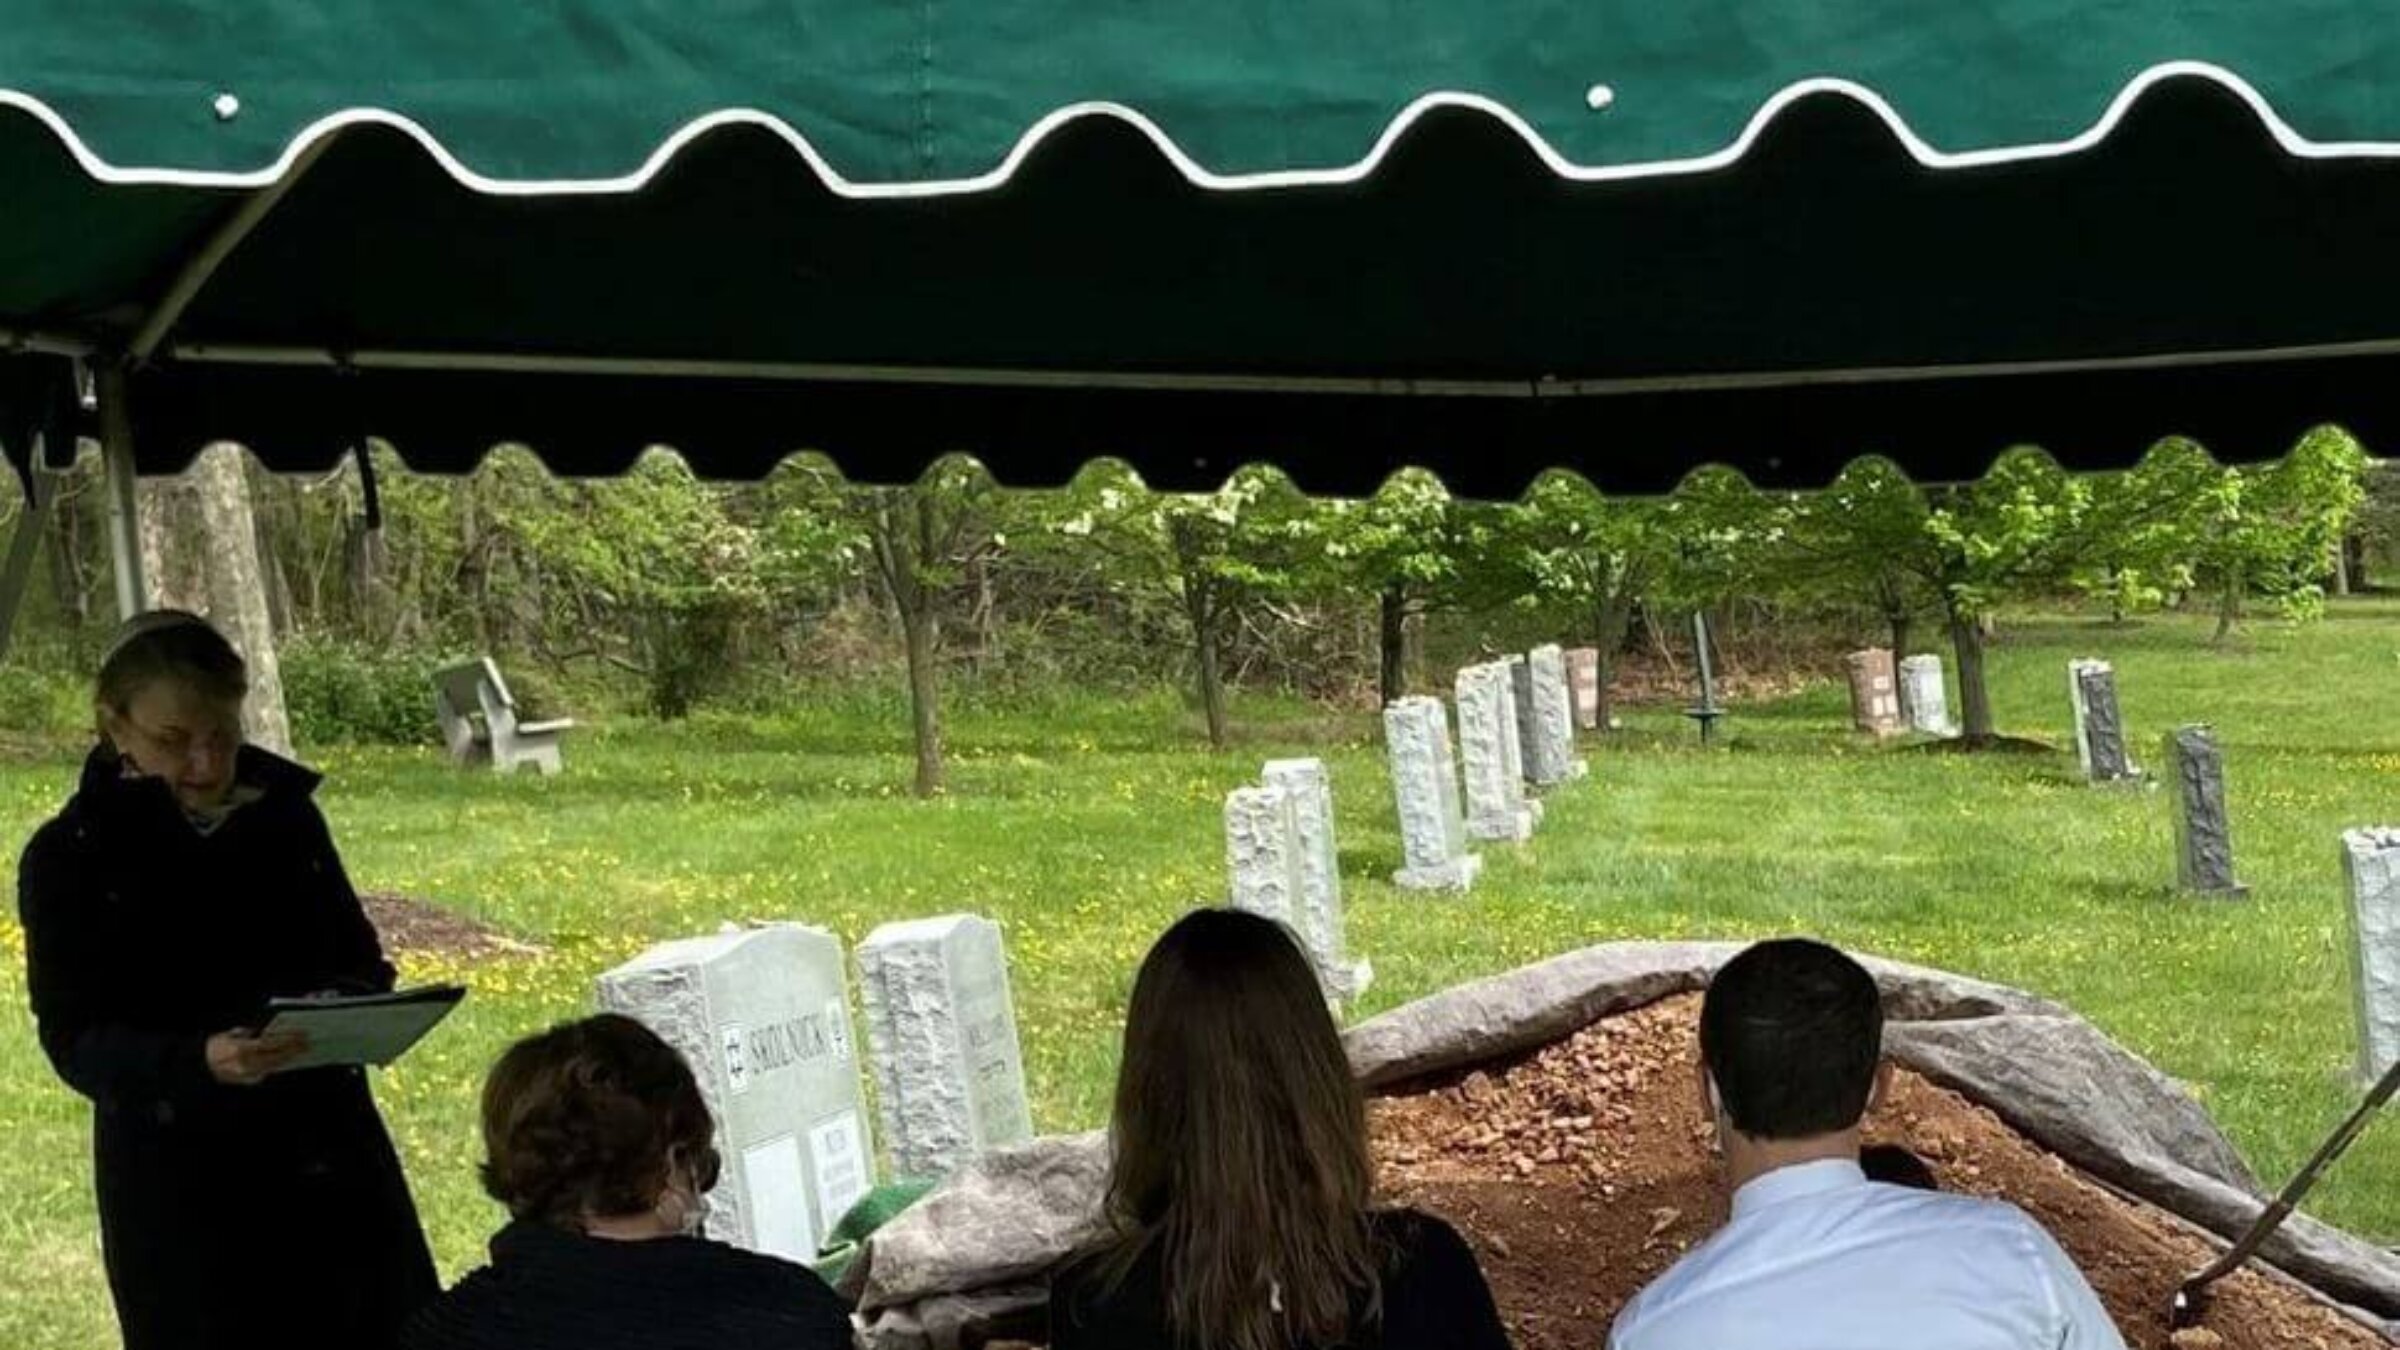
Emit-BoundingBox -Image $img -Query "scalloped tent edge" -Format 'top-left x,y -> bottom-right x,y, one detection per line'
4,61 -> 2399,198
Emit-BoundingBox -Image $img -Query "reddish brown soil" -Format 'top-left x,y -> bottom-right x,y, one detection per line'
360,891 -> 539,959
1371,997 -> 2386,1350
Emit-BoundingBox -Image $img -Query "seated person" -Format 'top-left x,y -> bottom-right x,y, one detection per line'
1051,909 -> 1514,1350
401,1014 -> 851,1350
1610,939 -> 2124,1350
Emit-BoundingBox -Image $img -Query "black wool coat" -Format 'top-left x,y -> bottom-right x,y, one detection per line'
17,745 -> 438,1350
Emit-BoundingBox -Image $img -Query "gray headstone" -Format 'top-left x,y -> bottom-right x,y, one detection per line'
2069,659 -> 2137,782
1224,784 -> 1305,928
1564,647 -> 1601,731
1457,664 -> 1536,842
2165,726 -> 2245,897
1261,758 -> 1372,1001
2342,828 -> 2400,1086
1843,648 -> 1904,736
1382,697 -> 1480,892
857,915 -> 1034,1181
597,924 -> 872,1263
1898,654 -> 1957,738
1526,645 -> 1588,785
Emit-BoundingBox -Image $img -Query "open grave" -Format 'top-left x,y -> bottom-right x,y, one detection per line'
847,943 -> 2400,1350
1376,996 -> 2377,1350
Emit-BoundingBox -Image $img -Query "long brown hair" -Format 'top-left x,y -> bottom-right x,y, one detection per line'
1095,908 -> 1382,1350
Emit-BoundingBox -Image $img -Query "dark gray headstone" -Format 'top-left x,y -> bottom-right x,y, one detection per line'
2166,725 -> 2245,897
2069,659 -> 2137,783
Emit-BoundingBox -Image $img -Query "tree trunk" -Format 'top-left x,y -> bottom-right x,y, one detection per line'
1186,578 -> 1228,749
1590,582 -> 1639,734
44,479 -> 90,627
137,475 -> 206,612
1947,599 -> 1997,744
2334,538 -> 2353,597
2344,533 -> 2370,593
1887,611 -> 1914,724
2214,576 -> 2242,644
1378,583 -> 1407,705
190,447 -> 293,756
900,600 -> 944,797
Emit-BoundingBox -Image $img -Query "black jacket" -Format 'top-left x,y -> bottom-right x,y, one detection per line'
1051,1208 -> 1515,1350
402,1220 -> 855,1350
17,745 -> 437,1350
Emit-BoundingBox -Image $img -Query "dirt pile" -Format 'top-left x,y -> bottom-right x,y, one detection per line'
1371,996 -> 2384,1350
361,891 -> 540,959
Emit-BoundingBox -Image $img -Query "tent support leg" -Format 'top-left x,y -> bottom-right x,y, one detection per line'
98,368 -> 147,621
0,439 -> 50,663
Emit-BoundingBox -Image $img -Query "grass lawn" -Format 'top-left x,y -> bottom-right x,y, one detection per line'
6,602 -> 2400,1345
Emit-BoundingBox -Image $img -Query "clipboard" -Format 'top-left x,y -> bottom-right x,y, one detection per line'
257,985 -> 466,1072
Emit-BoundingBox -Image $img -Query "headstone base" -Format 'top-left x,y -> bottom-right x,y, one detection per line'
1329,957 -> 1374,1002
1394,854 -> 1483,892
1468,808 -> 1536,844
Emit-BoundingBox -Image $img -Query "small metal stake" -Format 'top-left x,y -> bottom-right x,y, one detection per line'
1683,610 -> 1726,743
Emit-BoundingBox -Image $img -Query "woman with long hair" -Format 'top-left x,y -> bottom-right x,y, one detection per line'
1052,908 -> 1512,1350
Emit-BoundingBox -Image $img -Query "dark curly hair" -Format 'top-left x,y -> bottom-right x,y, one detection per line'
479,1014 -> 722,1227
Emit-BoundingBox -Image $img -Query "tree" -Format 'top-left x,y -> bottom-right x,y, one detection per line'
1036,463 -> 1313,747
1312,470 -> 1478,703
136,446 -> 293,754
1769,459 -> 1937,676
2184,428 -> 2367,642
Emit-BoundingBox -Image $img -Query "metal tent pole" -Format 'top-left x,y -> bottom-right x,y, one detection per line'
0,436 -> 51,662
97,368 -> 147,620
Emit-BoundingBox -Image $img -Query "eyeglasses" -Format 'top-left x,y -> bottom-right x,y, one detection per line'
120,713 -> 244,761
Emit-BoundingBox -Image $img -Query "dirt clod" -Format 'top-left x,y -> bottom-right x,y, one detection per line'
361,891 -> 540,959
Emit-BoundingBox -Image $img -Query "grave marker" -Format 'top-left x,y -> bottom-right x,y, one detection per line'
2165,726 -> 2245,897
1526,645 -> 1587,784
1261,758 -> 1372,1000
1224,784 -> 1305,927
598,924 -> 871,1263
1565,647 -> 1601,731
1383,697 -> 1481,891
1899,654 -> 1958,738
857,915 -> 1035,1180
2342,828 -> 2400,1085
2069,659 -> 2138,782
1457,664 -> 1536,842
1843,648 -> 1904,736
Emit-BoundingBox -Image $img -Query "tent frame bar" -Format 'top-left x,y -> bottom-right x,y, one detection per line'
96,367 -> 145,620
129,136 -> 334,365
166,333 -> 2400,399
0,435 -> 51,662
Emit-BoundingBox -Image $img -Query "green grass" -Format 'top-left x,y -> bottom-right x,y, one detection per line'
8,605 -> 2400,1346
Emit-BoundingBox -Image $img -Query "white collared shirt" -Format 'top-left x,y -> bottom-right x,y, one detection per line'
1609,1158 -> 2126,1350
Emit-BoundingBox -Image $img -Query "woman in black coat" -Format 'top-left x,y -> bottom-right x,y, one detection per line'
16,612 -> 436,1350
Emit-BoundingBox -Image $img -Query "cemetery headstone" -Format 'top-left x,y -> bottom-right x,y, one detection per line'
1525,645 -> 1588,785
1565,647 -> 1602,731
598,924 -> 872,1264
2342,828 -> 2400,1085
1843,648 -> 1904,736
2165,726 -> 2245,897
1383,697 -> 1482,892
1457,664 -> 1536,843
1224,785 -> 1305,927
1898,654 -> 1958,738
856,915 -> 1034,1180
1261,758 -> 1372,1000
2069,659 -> 2138,783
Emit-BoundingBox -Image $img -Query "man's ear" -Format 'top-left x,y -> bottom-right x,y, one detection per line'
1695,1055 -> 1723,1125
1866,1059 -> 1895,1117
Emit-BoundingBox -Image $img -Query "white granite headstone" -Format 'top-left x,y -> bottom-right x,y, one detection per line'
1225,784 -> 1305,928
1262,758 -> 1372,1001
2342,828 -> 2400,1086
1527,645 -> 1587,784
1458,664 -> 1535,842
856,915 -> 1034,1180
597,924 -> 872,1263
1383,697 -> 1481,891
1898,654 -> 1958,738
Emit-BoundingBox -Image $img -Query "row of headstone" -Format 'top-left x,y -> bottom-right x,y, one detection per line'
597,913 -> 1036,1262
1223,759 -> 1373,1001
1516,645 -> 1588,787
1843,648 -> 1962,739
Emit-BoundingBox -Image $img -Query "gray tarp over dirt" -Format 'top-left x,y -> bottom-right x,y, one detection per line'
847,941 -> 2400,1349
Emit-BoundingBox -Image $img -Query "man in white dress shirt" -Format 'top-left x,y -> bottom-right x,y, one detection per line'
1609,939 -> 2126,1350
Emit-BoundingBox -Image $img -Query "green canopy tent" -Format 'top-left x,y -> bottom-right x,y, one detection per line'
4,2 -> 2400,640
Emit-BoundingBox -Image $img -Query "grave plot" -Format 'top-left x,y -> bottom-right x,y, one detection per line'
1372,997 -> 2384,1350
